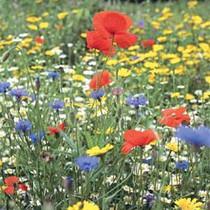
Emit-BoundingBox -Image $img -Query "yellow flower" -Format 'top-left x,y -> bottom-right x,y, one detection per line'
144,62 -> 159,69
106,59 -> 118,66
200,91 -> 210,101
0,160 -> 3,167
162,29 -> 172,35
157,36 -> 167,42
67,201 -> 99,210
164,185 -> 177,192
205,76 -> 210,84
86,144 -> 114,156
151,21 -> 160,29
166,142 -> 178,152
175,198 -> 203,210
105,127 -> 115,135
72,74 -> 85,82
201,21 -> 210,28
171,92 -> 180,98
28,24 -> 38,31
148,73 -> 155,84
80,33 -> 87,38
57,12 -> 68,20
31,65 -> 43,70
42,12 -> 49,17
153,44 -> 164,52
118,68 -> 131,77
21,96 -> 32,101
45,50 -> 54,56
199,43 -> 209,52
39,22 -> 49,29
128,45 -> 139,51
188,1 -> 198,8
191,15 -> 202,25
26,16 -> 42,23
185,94 -> 195,100
170,57 -> 181,64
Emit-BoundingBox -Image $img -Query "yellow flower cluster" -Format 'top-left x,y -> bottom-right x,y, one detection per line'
86,144 -> 114,156
67,201 -> 99,210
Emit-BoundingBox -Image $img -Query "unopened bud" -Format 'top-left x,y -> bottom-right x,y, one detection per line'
1,50 -> 10,62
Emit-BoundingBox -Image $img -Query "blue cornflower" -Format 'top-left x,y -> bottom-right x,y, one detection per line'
15,120 -> 32,133
90,90 -> 104,100
138,20 -> 144,28
48,72 -> 59,79
0,82 -> 10,94
62,177 -> 73,190
49,99 -> 65,111
176,125 -> 210,147
143,158 -> 153,165
126,95 -> 148,109
29,131 -> 45,144
10,88 -> 28,100
75,155 -> 99,172
175,160 -> 189,171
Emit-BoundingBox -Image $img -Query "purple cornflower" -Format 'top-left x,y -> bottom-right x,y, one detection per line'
111,87 -> 124,96
48,72 -> 59,80
126,95 -> 148,109
49,99 -> 65,111
176,125 -> 210,147
175,160 -> 189,171
15,120 -> 32,133
10,88 -> 28,100
0,82 -> 10,94
29,131 -> 45,144
75,155 -> 99,172
90,90 -> 104,100
145,194 -> 155,209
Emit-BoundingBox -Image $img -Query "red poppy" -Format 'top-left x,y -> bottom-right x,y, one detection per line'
4,176 -> 28,195
48,122 -> 65,135
89,70 -> 111,90
87,11 -> 138,55
121,129 -> 156,155
93,11 -> 138,48
87,31 -> 115,56
141,39 -> 155,48
158,107 -> 190,128
35,36 -> 46,44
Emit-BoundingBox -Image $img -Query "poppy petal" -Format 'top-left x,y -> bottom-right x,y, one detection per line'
121,142 -> 134,155
89,70 -> 111,90
18,184 -> 28,192
58,122 -> 65,131
4,186 -> 15,195
114,32 -> 138,48
87,31 -> 115,56
5,176 -> 19,186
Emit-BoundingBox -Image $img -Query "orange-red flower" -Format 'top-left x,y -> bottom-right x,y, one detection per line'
89,70 -> 111,90
48,122 -> 65,135
87,31 -> 115,56
35,36 -> 46,44
158,107 -> 190,128
4,176 -> 28,195
87,11 -> 138,55
121,129 -> 156,155
141,39 -> 155,48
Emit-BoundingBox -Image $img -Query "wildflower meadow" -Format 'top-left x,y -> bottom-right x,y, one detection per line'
0,0 -> 210,209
